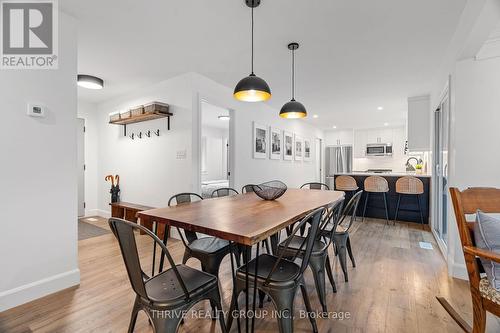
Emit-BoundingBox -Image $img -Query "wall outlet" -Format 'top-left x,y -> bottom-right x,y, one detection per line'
27,104 -> 46,117
176,150 -> 187,160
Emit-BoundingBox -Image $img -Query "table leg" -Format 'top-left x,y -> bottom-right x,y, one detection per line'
251,244 -> 260,332
229,242 -> 241,333
245,245 -> 250,333
158,224 -> 169,272
151,221 -> 158,276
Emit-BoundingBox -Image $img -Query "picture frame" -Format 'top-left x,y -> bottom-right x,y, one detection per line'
253,122 -> 268,159
270,127 -> 282,160
294,134 -> 303,161
283,131 -> 293,160
304,138 -> 312,162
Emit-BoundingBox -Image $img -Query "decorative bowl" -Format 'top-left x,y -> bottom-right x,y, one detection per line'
253,180 -> 287,200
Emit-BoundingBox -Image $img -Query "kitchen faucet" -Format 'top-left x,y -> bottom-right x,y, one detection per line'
405,157 -> 422,171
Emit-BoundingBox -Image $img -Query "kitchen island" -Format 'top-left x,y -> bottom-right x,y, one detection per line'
331,172 -> 431,224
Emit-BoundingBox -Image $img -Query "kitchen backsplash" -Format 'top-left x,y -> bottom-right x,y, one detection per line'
353,151 -> 429,173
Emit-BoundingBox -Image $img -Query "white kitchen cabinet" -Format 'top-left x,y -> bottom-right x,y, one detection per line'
325,129 -> 353,146
407,95 -> 430,151
353,130 -> 366,158
365,128 -> 393,144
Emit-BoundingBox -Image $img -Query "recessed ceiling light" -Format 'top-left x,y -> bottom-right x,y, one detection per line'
384,122 -> 389,126
332,125 -> 337,129
377,106 -> 384,110
218,115 -> 230,120
313,114 -> 318,118
77,74 -> 104,89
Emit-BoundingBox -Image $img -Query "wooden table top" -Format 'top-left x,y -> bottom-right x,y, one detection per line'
137,188 -> 344,246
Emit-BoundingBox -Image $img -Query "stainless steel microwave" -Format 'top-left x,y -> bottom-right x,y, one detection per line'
366,143 -> 393,156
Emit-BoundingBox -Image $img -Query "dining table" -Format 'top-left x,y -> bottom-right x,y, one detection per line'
138,188 -> 345,333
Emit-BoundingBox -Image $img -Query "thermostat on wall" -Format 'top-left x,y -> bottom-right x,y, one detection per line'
27,104 -> 46,117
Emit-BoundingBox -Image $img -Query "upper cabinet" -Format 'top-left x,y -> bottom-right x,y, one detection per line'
325,129 -> 353,146
365,128 -> 394,144
407,95 -> 431,151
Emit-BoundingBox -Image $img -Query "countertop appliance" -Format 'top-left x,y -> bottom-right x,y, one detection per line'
366,143 -> 393,156
325,145 -> 353,189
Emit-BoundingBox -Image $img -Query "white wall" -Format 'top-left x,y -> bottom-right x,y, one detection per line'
429,0 -> 500,279
86,72 -> 323,215
77,101 -> 99,216
0,13 -> 79,311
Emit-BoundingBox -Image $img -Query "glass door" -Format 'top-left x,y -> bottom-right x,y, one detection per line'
433,84 -> 450,247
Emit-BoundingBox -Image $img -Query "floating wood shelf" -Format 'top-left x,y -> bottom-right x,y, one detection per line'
109,102 -> 172,136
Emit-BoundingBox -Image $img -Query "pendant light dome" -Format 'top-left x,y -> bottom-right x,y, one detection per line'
280,42 -> 307,118
234,0 -> 271,102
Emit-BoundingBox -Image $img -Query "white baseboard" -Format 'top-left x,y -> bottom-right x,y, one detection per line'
93,209 -> 110,218
0,269 -> 80,312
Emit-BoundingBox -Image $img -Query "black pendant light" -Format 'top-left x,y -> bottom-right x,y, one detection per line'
234,0 -> 271,102
280,42 -> 307,118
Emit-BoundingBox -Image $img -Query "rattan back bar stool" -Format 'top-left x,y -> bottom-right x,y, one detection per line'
362,176 -> 390,223
394,176 -> 425,226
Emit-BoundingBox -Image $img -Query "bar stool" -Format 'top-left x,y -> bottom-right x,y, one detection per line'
362,176 -> 390,224
394,176 -> 424,226
335,175 -> 359,220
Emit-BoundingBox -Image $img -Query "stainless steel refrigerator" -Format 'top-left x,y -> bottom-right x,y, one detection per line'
325,145 -> 353,189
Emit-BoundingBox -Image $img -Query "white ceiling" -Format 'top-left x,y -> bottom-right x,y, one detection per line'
66,0 -> 467,130
201,101 -> 230,129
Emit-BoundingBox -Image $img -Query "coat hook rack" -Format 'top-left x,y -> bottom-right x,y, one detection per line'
145,130 -> 151,138
137,132 -> 142,139
154,129 -> 160,136
129,133 -> 135,140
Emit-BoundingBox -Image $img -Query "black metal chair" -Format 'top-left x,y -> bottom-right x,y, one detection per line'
211,187 -> 239,197
227,207 -> 325,333
300,182 -> 330,190
277,199 -> 344,313
241,184 -> 261,193
108,218 -> 227,333
323,190 -> 363,282
168,193 -> 236,277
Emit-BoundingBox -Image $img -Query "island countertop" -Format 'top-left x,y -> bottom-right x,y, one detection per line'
328,173 -> 431,224
333,171 -> 432,178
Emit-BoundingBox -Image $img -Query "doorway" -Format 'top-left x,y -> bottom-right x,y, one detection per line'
432,80 -> 450,252
77,118 -> 85,217
199,100 -> 233,198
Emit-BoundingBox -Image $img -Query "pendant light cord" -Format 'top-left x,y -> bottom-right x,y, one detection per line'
251,5 -> 254,75
291,48 -> 295,100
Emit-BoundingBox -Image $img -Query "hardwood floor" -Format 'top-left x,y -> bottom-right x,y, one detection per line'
1,217 -> 499,332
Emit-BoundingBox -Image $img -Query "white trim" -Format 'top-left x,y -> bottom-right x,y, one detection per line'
92,209 -> 111,218
0,269 -> 80,312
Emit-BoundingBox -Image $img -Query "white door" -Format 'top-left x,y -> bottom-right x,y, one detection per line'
77,118 -> 85,217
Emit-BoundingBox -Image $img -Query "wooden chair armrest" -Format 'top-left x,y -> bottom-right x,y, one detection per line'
464,245 -> 500,263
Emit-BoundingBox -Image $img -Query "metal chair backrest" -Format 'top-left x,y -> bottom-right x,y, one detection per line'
335,175 -> 358,191
364,176 -> 389,192
108,218 -> 190,301
300,182 -> 330,190
264,207 -> 325,285
337,190 -> 363,232
168,193 -> 203,245
241,184 -> 262,193
319,199 -> 345,250
211,187 -> 239,197
396,176 -> 424,194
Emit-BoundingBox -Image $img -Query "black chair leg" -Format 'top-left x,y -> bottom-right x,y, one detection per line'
325,254 -> 337,292
128,296 -> 140,333
346,236 -> 356,267
383,192 -> 390,224
394,194 -> 402,225
300,282 -> 319,333
416,194 -> 424,228
362,192 -> 369,222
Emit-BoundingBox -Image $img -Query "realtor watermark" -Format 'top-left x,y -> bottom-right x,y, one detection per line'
149,309 -> 352,321
1,0 -> 58,69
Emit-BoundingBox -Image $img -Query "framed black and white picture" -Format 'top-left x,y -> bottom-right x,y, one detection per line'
253,122 -> 267,159
294,135 -> 303,161
270,127 -> 282,160
283,131 -> 293,160
304,138 -> 312,161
